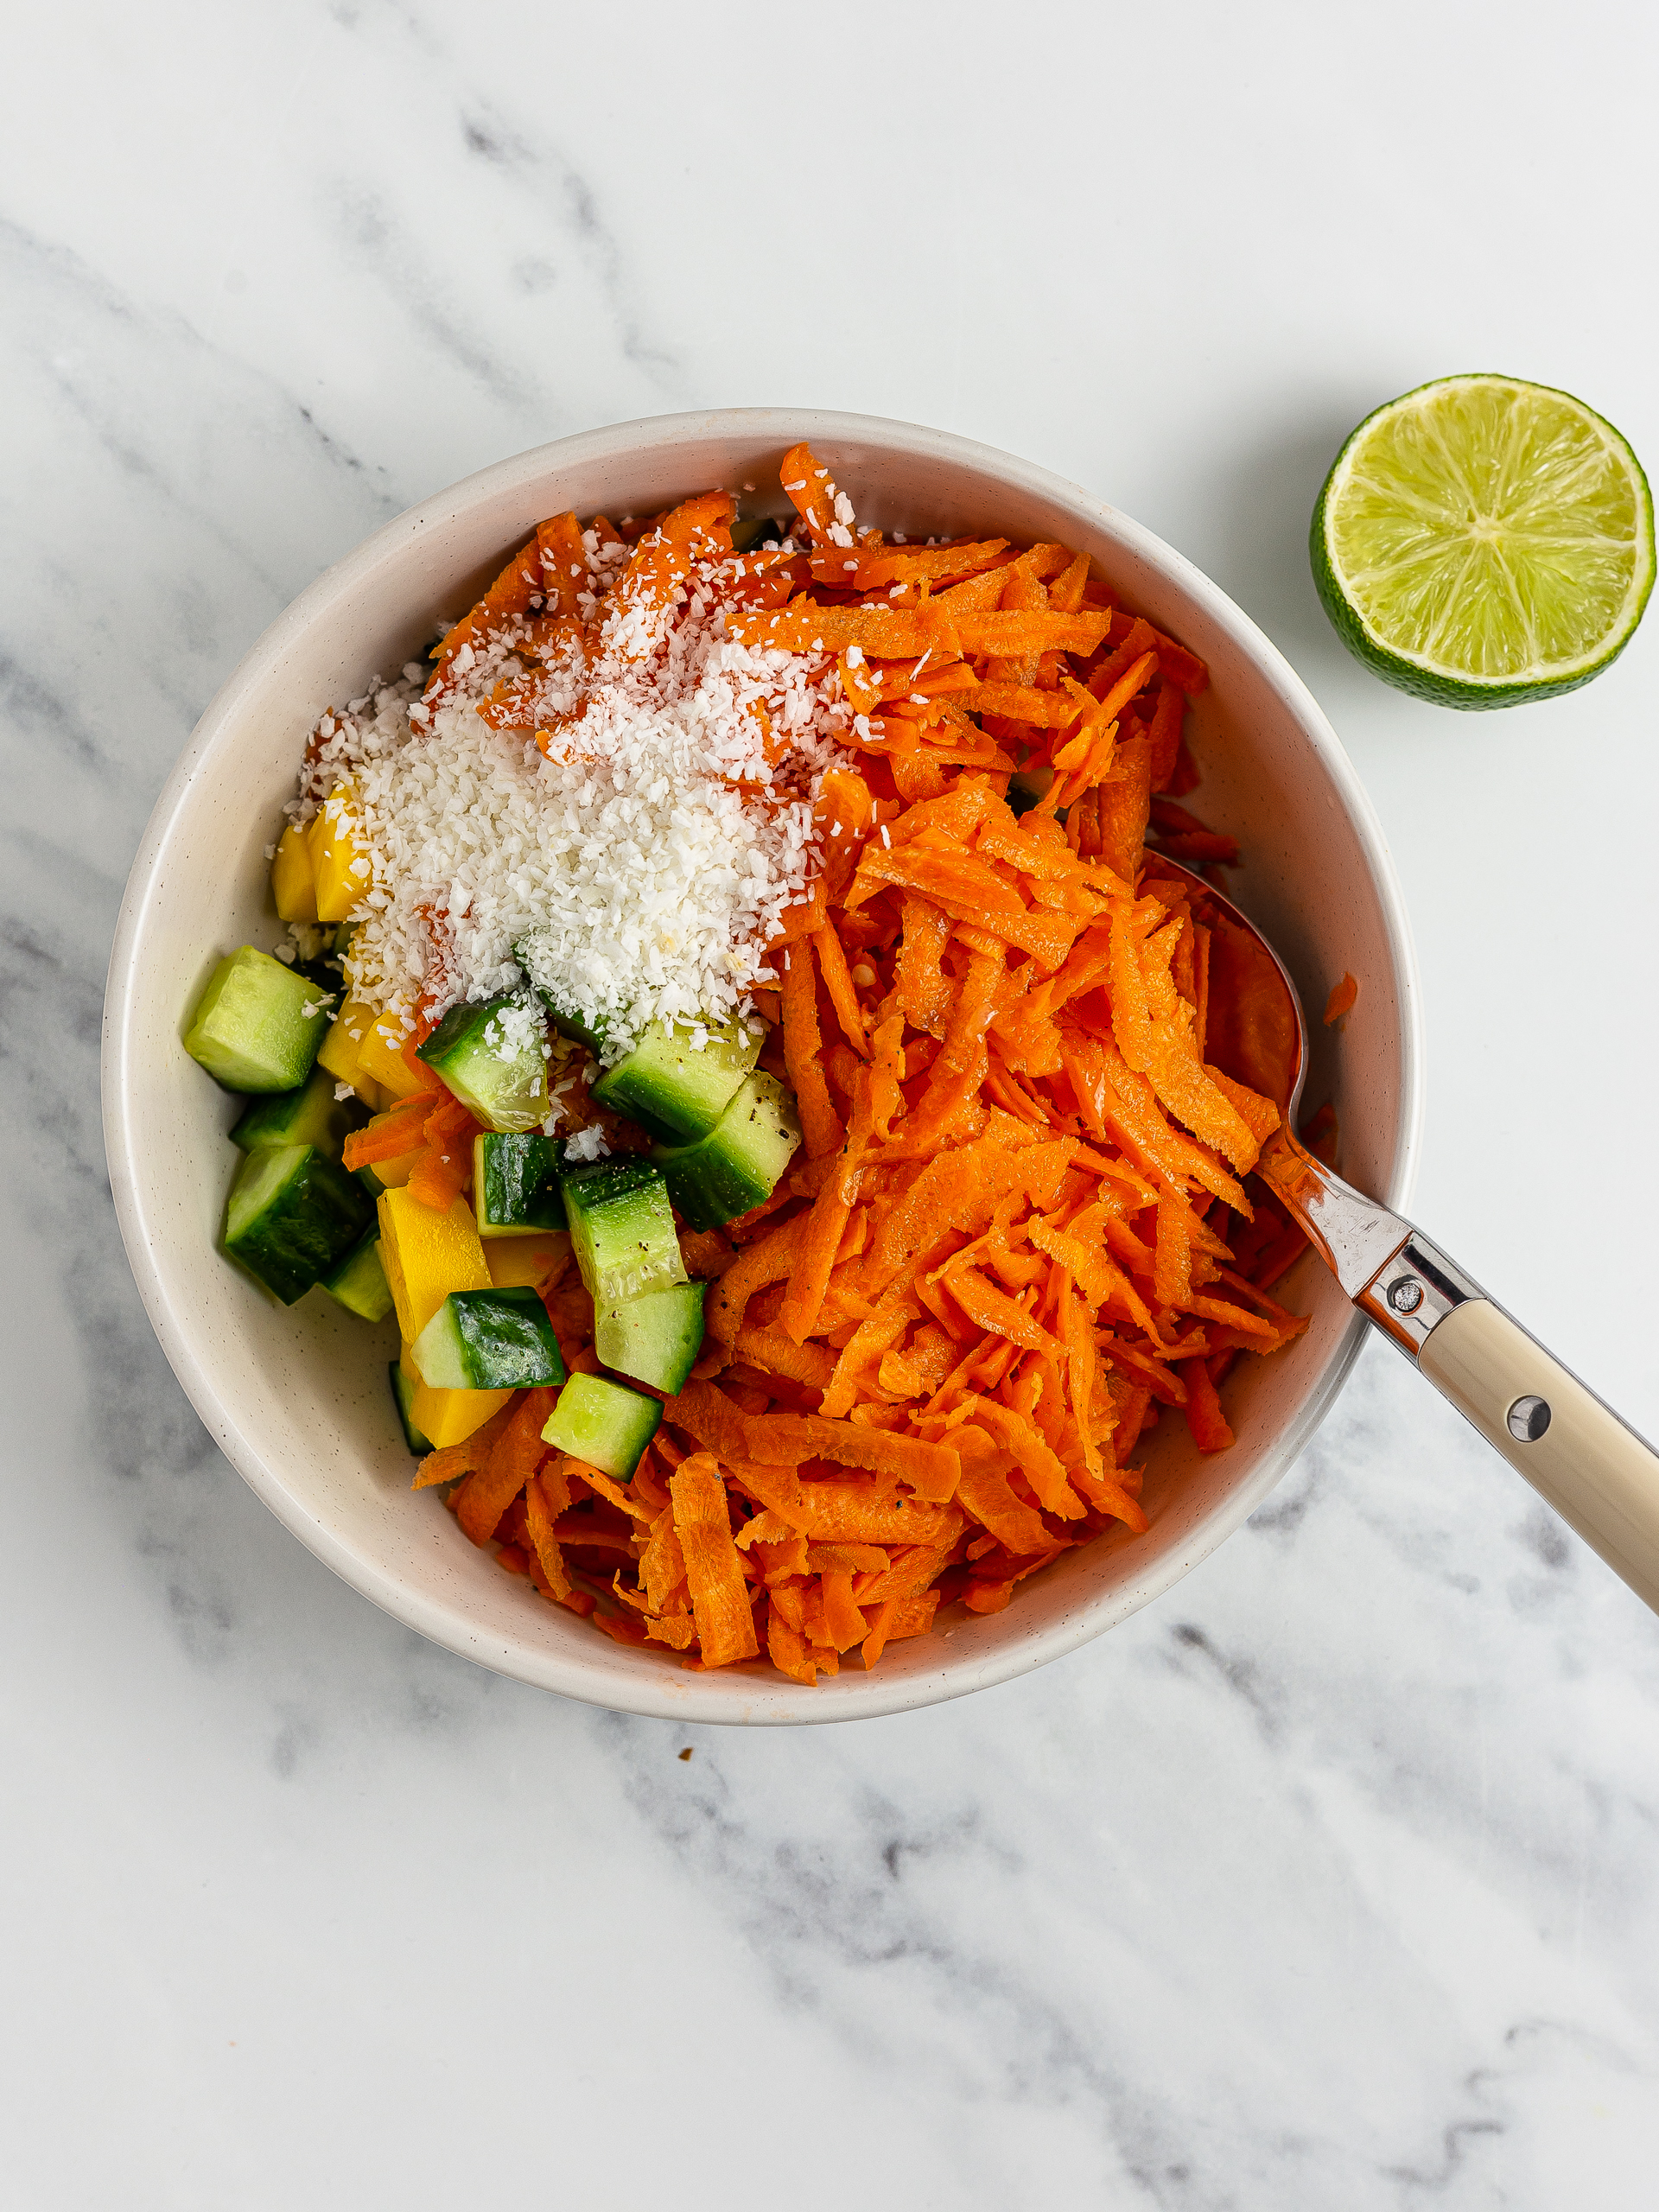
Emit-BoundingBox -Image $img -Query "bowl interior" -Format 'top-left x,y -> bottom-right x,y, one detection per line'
104,409 -> 1421,1722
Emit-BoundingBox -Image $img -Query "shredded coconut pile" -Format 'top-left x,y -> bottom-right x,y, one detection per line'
290,524 -> 851,1058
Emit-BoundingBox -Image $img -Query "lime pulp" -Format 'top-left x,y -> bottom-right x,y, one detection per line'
1311,373 -> 1654,708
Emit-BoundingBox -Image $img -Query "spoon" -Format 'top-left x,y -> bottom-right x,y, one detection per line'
1154,857 -> 1659,1615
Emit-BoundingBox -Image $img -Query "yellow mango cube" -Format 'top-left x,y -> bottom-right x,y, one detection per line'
308,782 -> 371,924
401,1347 -> 511,1449
378,1187 -> 491,1343
353,1109 -> 427,1191
484,1232 -> 570,1289
369,1143 -> 424,1190
356,1009 -> 432,1102
317,994 -> 377,1091
270,822 -> 317,923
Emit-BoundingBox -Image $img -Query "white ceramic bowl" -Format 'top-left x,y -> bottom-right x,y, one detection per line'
103,409 -> 1424,1723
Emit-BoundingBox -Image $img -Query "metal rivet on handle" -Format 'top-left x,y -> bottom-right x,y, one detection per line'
1506,1395 -> 1551,1443
1387,1277 -> 1424,1314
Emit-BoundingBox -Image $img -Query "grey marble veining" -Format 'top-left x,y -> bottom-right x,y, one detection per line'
4,5 -> 1658,2205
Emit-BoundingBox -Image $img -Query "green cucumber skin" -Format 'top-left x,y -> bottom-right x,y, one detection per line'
321,1230 -> 395,1323
222,1143 -> 374,1304
652,1072 -> 801,1230
653,1140 -> 764,1232
475,1133 -> 567,1232
232,1063 -> 362,1158
540,1372 -> 662,1482
543,1003 -> 607,1055
512,936 -> 611,1054
560,1160 -> 688,1304
389,1362 -> 434,1455
590,1018 -> 762,1144
412,1287 -> 567,1390
730,513 -> 786,555
417,995 -> 549,1134
185,945 -> 334,1093
594,1281 -> 706,1395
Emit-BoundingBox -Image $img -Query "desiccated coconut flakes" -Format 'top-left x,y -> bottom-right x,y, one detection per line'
299,529 -> 851,1062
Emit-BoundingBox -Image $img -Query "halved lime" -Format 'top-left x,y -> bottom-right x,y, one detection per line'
1311,374 -> 1653,708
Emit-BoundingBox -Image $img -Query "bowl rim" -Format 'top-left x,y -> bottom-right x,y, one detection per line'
102,405 -> 1425,1722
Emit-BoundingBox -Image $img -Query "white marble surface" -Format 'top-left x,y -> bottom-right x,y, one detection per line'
4,4 -> 1659,2204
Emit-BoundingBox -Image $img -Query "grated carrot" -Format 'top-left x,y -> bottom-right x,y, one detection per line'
670,1453 -> 759,1666
400,451 -> 1313,1685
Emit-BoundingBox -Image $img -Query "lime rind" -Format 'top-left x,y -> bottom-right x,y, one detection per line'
1311,373 -> 1655,709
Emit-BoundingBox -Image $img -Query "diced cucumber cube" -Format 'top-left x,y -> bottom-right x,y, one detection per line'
232,1062 -> 361,1158
416,994 -> 549,1133
731,513 -> 786,554
651,1072 -> 801,1230
410,1287 -> 567,1391
540,1372 -> 662,1482
222,1141 -> 374,1304
473,1132 -> 567,1236
590,1016 -> 762,1144
594,1281 -> 706,1395
321,1230 -> 395,1323
512,935 -> 610,1054
390,1361 -> 434,1456
185,945 -> 335,1093
560,1159 -> 687,1305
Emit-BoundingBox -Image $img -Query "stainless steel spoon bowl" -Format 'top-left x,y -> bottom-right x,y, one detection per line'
1158,856 -> 1659,1614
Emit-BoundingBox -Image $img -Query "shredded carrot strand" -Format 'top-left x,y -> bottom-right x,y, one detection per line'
779,938 -> 842,1159
397,466 -> 1294,1685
